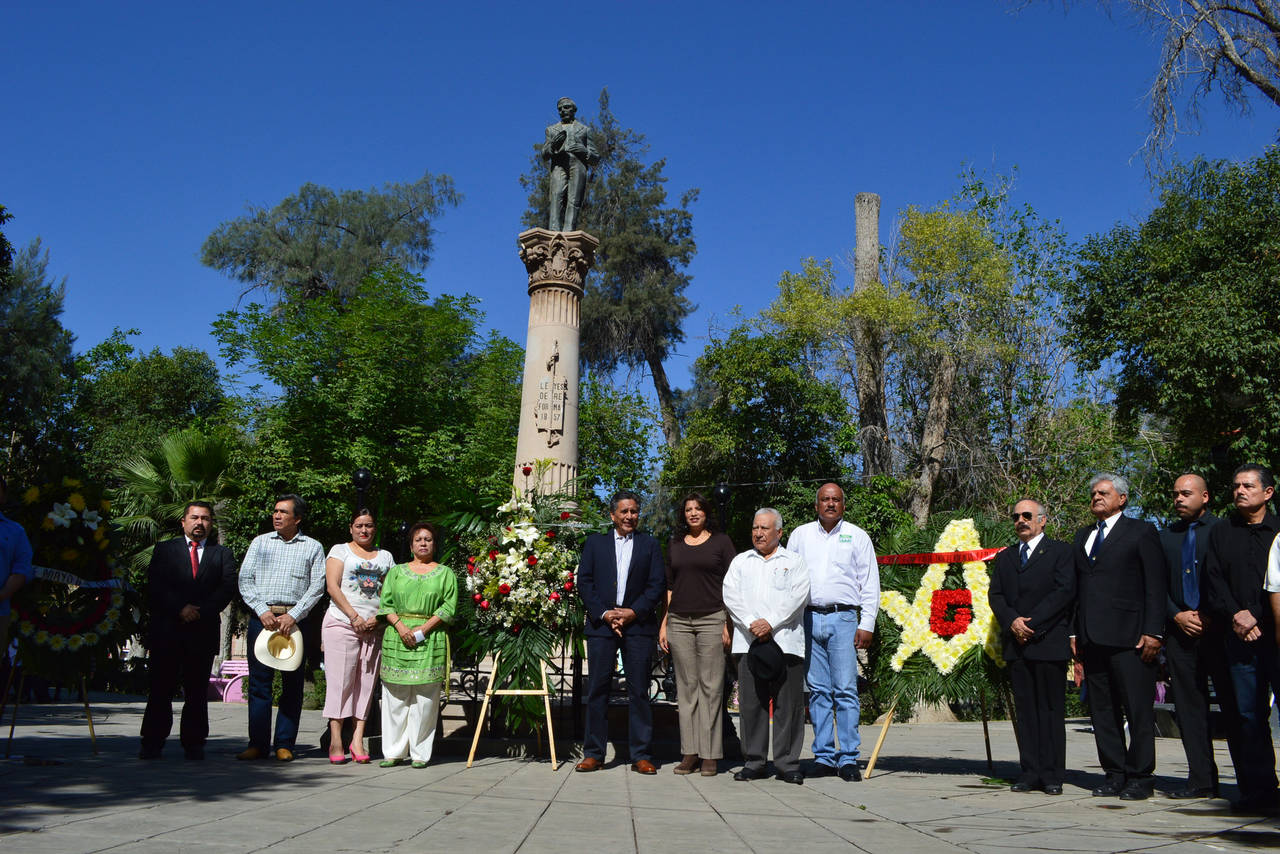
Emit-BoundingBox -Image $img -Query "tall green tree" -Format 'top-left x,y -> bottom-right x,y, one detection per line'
887,202 -> 1016,523
661,324 -> 856,545
72,329 -> 226,483
521,89 -> 697,447
577,374 -> 657,499
212,267 -> 523,554
765,172 -> 1097,524
1067,146 -> 1280,494
202,172 -> 460,302
0,227 -> 77,483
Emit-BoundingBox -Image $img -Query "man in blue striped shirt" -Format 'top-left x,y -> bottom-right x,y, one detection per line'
236,494 -> 326,761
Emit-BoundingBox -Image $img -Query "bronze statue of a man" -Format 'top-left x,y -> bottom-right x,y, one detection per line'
544,97 -> 599,232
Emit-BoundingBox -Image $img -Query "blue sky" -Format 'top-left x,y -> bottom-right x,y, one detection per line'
4,1 -> 1276,394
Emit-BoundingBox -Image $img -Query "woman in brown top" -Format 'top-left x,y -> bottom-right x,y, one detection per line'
658,492 -> 737,776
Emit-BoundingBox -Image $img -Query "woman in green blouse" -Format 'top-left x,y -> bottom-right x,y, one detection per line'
378,521 -> 457,768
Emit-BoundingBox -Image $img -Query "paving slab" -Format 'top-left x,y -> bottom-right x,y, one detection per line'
3,695 -> 1279,854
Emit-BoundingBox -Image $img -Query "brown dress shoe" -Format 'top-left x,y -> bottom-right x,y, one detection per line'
673,754 -> 699,775
700,759 -> 718,777
575,756 -> 603,772
236,746 -> 267,761
274,748 -> 295,762
631,759 -> 658,775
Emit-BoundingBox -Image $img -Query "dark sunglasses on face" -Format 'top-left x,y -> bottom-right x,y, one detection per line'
1010,511 -> 1038,522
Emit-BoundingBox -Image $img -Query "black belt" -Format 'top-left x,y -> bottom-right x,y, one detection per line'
806,603 -> 860,614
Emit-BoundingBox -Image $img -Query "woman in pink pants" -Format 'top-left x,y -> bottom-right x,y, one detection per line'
322,509 -> 393,763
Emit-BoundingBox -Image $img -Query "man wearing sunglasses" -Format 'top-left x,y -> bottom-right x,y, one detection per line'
989,500 -> 1075,795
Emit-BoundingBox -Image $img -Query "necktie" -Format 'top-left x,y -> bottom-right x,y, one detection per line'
1019,542 -> 1029,569
1088,520 -> 1106,560
189,540 -> 200,579
1181,521 -> 1200,609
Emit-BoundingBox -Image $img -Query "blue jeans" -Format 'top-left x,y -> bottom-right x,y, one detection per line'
1224,632 -> 1278,800
805,608 -> 861,767
246,613 -> 306,751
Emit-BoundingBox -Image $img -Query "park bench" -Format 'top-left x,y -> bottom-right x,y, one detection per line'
208,659 -> 249,703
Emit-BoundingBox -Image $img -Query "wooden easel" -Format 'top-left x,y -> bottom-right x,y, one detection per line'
2,669 -> 98,758
864,698 -> 896,778
863,693 -> 994,779
466,650 -> 558,770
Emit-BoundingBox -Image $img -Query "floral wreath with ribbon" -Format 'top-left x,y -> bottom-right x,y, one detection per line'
874,517 -> 1007,707
10,478 -> 140,679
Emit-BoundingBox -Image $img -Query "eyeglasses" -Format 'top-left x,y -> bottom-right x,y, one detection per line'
1009,511 -> 1040,522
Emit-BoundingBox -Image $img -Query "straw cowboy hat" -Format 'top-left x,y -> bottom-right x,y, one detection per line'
253,628 -> 304,672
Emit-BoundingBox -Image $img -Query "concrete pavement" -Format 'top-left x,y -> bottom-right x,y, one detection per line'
2,694 -> 1278,853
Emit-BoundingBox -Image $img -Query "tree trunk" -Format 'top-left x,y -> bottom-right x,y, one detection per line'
215,502 -> 234,665
853,192 -> 892,479
909,352 -> 956,526
646,349 -> 682,448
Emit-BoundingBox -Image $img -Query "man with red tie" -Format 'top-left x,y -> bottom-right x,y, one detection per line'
139,502 -> 238,760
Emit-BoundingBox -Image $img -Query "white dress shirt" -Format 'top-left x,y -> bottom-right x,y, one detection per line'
722,545 -> 810,657
1263,532 -> 1280,593
1020,532 -> 1045,560
1083,511 -> 1124,554
613,530 -> 634,610
786,519 -> 879,633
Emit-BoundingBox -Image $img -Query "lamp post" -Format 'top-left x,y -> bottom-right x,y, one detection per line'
712,482 -> 731,534
352,467 -> 372,511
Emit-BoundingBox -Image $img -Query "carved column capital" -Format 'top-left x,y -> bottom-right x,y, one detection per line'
517,228 -> 599,295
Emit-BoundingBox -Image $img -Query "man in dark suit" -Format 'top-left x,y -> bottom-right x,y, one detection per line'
989,499 -> 1075,795
1071,473 -> 1166,800
1205,463 -> 1280,813
139,501 -> 238,760
1161,473 -> 1230,799
574,490 -> 666,773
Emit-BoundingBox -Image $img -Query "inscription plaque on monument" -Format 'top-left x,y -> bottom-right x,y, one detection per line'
535,342 -> 567,447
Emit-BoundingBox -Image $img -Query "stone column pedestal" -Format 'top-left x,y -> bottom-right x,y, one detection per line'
512,228 -> 598,495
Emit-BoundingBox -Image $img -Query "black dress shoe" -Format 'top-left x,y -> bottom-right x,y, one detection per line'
1118,784 -> 1152,801
184,748 -> 205,761
1232,795 -> 1279,814
1010,781 -> 1037,793
838,764 -> 862,782
1167,785 -> 1215,800
138,748 -> 162,760
809,763 -> 837,778
1092,780 -> 1124,797
1043,784 -> 1063,796
776,770 -> 804,785
733,766 -> 768,781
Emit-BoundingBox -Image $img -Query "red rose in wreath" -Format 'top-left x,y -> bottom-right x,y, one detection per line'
928,588 -> 973,637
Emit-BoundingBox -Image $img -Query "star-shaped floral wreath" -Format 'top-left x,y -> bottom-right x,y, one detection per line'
879,519 -> 1004,675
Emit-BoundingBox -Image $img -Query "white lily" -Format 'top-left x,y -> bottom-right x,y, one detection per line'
48,502 -> 76,527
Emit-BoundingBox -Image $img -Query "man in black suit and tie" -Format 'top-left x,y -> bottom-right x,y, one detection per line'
989,499 -> 1075,795
1205,463 -> 1280,813
1161,473 -> 1230,799
139,502 -> 238,760
574,490 -> 666,774
1071,473 -> 1166,800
